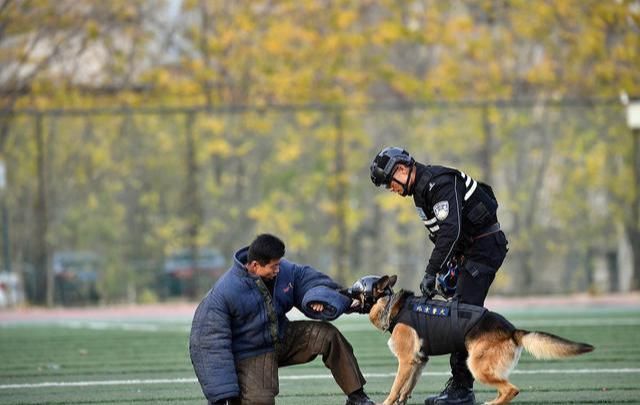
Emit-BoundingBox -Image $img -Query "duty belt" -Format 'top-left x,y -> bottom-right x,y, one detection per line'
471,222 -> 500,241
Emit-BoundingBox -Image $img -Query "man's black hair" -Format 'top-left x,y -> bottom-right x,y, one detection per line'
247,234 -> 285,265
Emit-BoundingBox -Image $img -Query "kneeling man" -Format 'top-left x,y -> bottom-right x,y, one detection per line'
190,233 -> 374,405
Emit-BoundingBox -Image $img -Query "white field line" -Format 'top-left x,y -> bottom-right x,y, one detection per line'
2,368 -> 640,390
2,317 -> 639,332
0,320 -> 189,332
335,317 -> 640,332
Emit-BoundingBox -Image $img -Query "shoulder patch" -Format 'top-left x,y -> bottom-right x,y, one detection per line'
433,201 -> 449,221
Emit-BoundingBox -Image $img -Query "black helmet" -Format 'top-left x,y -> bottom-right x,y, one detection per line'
370,147 -> 414,187
349,275 -> 392,296
347,275 -> 395,313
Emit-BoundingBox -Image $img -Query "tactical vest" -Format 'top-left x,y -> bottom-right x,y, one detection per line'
392,295 -> 487,355
412,164 -> 499,239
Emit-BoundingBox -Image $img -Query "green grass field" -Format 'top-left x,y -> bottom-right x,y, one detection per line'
1,306 -> 639,404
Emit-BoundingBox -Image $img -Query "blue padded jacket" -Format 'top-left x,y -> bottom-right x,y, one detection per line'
189,246 -> 351,402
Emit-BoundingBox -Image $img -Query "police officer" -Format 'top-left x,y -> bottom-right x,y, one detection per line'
369,146 -> 508,405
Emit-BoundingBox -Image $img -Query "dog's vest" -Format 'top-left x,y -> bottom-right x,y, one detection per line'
391,295 -> 487,355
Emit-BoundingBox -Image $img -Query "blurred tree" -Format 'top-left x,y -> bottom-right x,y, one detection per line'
0,0 -> 162,304
1,0 -> 639,304
366,0 -> 639,291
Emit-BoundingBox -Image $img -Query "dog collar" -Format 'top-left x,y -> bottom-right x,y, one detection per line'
380,290 -> 410,332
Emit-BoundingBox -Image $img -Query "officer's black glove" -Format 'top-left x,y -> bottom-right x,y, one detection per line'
420,273 -> 437,298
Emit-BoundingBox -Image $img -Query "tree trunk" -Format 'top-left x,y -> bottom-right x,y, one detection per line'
606,250 -> 619,292
628,128 -> 640,290
184,112 -> 202,299
1,196 -> 9,273
34,114 -> 51,306
333,111 -> 348,285
480,104 -> 494,184
512,250 -> 534,293
630,228 -> 640,291
520,117 -> 554,292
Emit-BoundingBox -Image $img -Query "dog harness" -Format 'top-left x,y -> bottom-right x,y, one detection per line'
388,292 -> 487,355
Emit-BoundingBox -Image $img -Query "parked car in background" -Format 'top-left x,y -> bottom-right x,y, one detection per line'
53,251 -> 101,305
163,248 -> 226,297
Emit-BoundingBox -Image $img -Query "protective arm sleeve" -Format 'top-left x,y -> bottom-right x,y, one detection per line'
293,264 -> 350,319
301,286 -> 352,320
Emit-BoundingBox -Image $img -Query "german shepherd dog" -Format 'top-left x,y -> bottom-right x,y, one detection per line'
365,275 -> 594,405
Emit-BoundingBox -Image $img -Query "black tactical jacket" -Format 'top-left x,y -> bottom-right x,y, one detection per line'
411,163 -> 498,276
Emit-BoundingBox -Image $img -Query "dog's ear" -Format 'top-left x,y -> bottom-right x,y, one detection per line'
375,275 -> 393,293
375,275 -> 388,288
388,275 -> 398,288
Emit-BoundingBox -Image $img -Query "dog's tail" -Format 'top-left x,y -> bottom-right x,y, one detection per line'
513,330 -> 594,359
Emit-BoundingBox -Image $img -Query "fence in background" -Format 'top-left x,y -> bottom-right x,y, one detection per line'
1,98 -> 635,304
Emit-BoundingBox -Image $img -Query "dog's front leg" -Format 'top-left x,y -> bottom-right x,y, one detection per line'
397,358 -> 427,403
383,325 -> 423,405
383,358 -> 414,405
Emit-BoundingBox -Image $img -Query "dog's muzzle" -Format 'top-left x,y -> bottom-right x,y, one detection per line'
346,275 -> 393,313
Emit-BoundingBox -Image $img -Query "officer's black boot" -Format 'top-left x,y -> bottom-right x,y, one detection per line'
424,352 -> 475,405
424,378 -> 475,405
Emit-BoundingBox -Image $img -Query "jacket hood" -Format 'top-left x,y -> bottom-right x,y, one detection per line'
233,246 -> 249,268
232,246 -> 257,279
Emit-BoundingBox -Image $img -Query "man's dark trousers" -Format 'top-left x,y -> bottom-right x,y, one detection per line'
216,320 -> 366,405
450,230 -> 508,388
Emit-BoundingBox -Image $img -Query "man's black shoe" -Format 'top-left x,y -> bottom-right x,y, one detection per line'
425,377 -> 453,405
345,388 -> 375,405
425,378 -> 476,405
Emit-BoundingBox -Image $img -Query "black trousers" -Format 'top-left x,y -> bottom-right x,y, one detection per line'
219,320 -> 366,405
451,230 -> 508,387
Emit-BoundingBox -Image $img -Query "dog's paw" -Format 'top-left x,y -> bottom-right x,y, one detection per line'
382,400 -> 405,405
